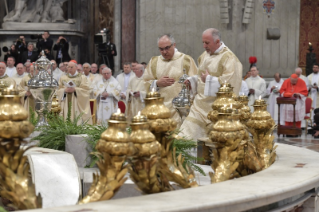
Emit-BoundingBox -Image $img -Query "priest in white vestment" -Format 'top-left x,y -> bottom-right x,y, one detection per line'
0,62 -> 16,89
57,61 -> 92,124
295,67 -> 310,90
266,73 -> 284,124
245,66 -> 266,111
116,63 -> 135,103
49,60 -> 64,82
143,34 -> 198,127
240,80 -> 249,96
308,64 -> 319,109
12,63 -> 26,85
126,64 -> 147,121
93,67 -> 121,125
5,57 -> 17,77
179,28 -> 242,140
18,64 -> 39,117
83,63 -> 100,99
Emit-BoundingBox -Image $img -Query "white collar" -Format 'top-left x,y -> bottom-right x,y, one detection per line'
214,42 -> 226,54
69,71 -> 78,77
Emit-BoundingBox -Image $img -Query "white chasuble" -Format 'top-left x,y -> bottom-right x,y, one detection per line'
126,76 -> 146,121
17,74 -> 35,117
245,76 -> 266,112
94,76 -> 121,125
266,79 -> 284,124
143,50 -> 198,127
308,73 -> 319,109
57,72 -> 92,124
179,45 -> 243,141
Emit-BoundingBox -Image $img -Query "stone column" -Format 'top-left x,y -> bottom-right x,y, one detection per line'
121,0 -> 136,65
114,0 -> 121,73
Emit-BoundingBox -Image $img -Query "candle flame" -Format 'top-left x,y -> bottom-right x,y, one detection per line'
223,84 -> 226,88
117,108 -> 121,114
309,42 -> 312,46
259,95 -> 261,100
137,111 -> 141,116
151,87 -> 155,92
224,104 -> 226,108
230,104 -> 232,108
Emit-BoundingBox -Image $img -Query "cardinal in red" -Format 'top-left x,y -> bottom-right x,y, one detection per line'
279,74 -> 308,128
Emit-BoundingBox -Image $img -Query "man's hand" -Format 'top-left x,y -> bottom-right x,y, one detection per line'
112,51 -> 115,55
65,87 -> 75,93
184,80 -> 191,90
271,86 -> 276,90
201,70 -> 209,83
25,91 -> 31,97
120,93 -> 126,99
102,92 -> 109,98
133,91 -> 140,97
156,76 -> 175,87
249,89 -> 255,94
293,93 -> 300,98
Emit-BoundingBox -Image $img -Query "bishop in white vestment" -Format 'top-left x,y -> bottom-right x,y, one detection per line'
266,73 -> 284,124
12,63 -> 26,85
179,28 -> 242,140
93,68 -> 121,125
308,64 -> 319,109
126,64 -> 147,121
245,66 -> 266,111
143,34 -> 198,127
116,63 -> 135,103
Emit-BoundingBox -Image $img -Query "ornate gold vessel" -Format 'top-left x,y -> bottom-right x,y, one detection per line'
238,95 -> 251,123
0,89 -> 42,210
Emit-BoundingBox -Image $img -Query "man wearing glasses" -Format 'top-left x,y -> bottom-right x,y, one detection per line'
179,28 -> 243,141
143,34 -> 198,127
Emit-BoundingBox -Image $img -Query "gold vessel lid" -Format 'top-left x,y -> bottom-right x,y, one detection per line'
131,111 -> 148,123
220,82 -> 233,89
146,89 -> 161,98
0,88 -> 19,96
217,86 -> 232,93
110,109 -> 126,121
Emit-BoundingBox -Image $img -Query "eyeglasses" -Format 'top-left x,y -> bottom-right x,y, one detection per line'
158,44 -> 173,52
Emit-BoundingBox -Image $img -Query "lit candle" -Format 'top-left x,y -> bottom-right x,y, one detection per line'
230,104 -> 232,108
259,95 -> 261,100
309,42 -> 312,47
132,111 -> 147,123
110,108 -> 126,121
117,108 -> 121,114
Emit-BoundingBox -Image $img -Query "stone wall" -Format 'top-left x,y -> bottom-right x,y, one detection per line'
136,0 -> 301,78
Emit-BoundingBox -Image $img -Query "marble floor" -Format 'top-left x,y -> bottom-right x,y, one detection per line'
275,129 -> 319,153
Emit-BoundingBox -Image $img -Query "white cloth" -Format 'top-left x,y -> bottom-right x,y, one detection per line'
239,80 -> 249,96
116,71 -> 135,94
245,76 -> 266,111
12,72 -> 26,85
6,67 -> 17,77
308,73 -> 319,109
299,75 -> 310,90
266,79 -> 284,124
94,76 -> 121,124
52,68 -> 64,82
282,95 -> 306,122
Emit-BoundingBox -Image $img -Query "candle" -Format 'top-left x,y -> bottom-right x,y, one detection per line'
110,108 -> 126,121
259,95 -> 261,100
309,42 -> 312,46
132,111 -> 148,123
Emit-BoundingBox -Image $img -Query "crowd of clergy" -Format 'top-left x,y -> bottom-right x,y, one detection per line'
0,27 -> 317,140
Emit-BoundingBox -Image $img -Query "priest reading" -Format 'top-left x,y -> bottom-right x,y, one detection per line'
57,61 -> 92,124
143,34 -> 198,127
179,28 -> 242,140
93,67 -> 121,125
126,64 -> 146,121
279,74 -> 308,128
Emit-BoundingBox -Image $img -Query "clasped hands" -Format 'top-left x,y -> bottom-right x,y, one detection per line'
184,69 -> 210,90
65,87 -> 75,93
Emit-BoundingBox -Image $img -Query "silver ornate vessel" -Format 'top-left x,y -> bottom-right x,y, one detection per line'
28,51 -> 58,127
172,69 -> 192,120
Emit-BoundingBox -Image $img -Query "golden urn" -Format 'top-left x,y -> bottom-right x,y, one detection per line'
238,95 -> 251,123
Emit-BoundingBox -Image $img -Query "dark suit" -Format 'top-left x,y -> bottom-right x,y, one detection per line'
36,38 -> 53,52
21,51 -> 38,63
98,42 -> 117,73
53,42 -> 71,64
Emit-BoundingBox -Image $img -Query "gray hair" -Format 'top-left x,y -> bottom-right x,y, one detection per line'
102,67 -> 112,73
295,67 -> 302,74
157,34 -> 176,45
59,63 -> 64,68
203,28 -> 221,42
83,62 -> 91,68
99,64 -> 107,69
24,61 -> 31,67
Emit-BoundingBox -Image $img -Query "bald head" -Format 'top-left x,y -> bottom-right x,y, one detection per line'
67,62 -> 77,75
202,28 -> 221,54
274,73 -> 281,82
295,67 -> 302,76
102,67 -> 112,80
135,64 -> 144,78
